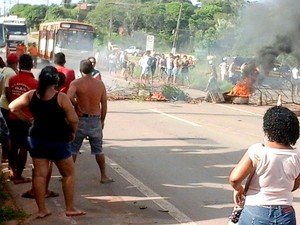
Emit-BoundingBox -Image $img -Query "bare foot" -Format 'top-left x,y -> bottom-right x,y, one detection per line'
65,210 -> 86,217
36,212 -> 51,219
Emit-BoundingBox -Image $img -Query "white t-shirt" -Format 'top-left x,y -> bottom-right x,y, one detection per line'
245,143 -> 300,206
0,67 -> 17,109
292,67 -> 299,80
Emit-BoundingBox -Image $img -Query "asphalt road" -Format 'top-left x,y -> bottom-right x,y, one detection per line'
4,65 -> 300,225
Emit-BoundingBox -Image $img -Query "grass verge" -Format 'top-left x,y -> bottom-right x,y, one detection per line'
0,172 -> 28,224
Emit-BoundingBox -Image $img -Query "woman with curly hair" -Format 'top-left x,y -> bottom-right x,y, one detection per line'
229,106 -> 300,225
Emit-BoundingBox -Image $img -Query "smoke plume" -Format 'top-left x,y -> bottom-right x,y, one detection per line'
254,0 -> 300,73
233,0 -> 300,74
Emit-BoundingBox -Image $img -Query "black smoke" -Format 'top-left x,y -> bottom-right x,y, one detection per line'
256,0 -> 300,74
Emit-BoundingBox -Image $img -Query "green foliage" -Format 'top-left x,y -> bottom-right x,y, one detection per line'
8,0 -> 252,56
0,207 -> 27,224
0,172 -> 27,224
10,4 -> 48,30
44,6 -> 77,21
162,85 -> 189,101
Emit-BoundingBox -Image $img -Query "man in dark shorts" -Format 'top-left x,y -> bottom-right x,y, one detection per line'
7,54 -> 37,184
68,59 -> 113,184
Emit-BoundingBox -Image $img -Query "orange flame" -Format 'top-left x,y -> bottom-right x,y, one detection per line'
227,76 -> 254,97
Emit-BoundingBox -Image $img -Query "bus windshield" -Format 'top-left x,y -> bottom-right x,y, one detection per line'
57,30 -> 94,52
5,24 -> 27,35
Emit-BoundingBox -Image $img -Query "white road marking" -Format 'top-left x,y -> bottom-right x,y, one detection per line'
106,157 -> 198,225
218,104 -> 264,116
149,108 -> 202,127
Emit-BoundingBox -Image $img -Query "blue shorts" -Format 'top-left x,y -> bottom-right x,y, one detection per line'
71,116 -> 103,155
27,137 -> 72,161
239,205 -> 296,225
166,68 -> 173,78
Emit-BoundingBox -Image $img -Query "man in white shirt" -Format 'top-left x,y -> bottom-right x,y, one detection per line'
139,51 -> 151,84
0,53 -> 18,163
292,66 -> 300,96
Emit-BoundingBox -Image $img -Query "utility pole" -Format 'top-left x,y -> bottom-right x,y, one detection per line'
171,2 -> 183,55
3,0 -> 6,16
109,10 -> 112,42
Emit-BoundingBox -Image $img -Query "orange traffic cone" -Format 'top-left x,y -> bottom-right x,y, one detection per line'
277,94 -> 282,107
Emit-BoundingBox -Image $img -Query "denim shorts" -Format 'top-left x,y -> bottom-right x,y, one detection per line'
239,205 -> 296,225
71,116 -> 103,155
166,68 -> 173,77
27,137 -> 72,161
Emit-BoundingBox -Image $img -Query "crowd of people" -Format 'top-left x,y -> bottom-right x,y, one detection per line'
0,51 -> 113,218
105,49 -> 195,85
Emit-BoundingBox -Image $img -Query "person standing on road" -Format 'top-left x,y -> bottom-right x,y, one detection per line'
0,53 -> 19,163
292,65 -> 300,96
7,54 -> 37,184
28,42 -> 38,69
166,53 -> 174,83
9,66 -> 86,218
219,57 -> 228,81
0,72 -> 10,164
139,50 -> 151,84
229,106 -> 300,225
88,56 -> 101,80
67,60 -> 114,184
54,52 -> 75,93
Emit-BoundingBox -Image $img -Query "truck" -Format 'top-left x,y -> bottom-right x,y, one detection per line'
0,16 -> 28,55
124,46 -> 142,56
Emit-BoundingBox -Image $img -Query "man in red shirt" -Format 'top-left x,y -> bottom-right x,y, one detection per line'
54,52 -> 75,93
7,54 -> 37,184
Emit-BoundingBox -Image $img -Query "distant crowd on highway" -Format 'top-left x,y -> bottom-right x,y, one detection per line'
104,49 -> 196,85
0,51 -> 113,218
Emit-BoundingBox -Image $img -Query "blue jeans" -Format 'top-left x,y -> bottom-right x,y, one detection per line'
239,205 -> 296,225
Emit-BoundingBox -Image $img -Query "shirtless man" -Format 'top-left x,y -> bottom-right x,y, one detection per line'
67,60 -> 113,184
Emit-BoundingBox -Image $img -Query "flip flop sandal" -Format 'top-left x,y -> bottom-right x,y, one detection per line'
13,177 -> 32,184
46,191 -> 59,198
100,178 -> 114,184
21,191 -> 35,199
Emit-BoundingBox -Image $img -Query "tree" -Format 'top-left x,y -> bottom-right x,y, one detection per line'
10,4 -> 48,30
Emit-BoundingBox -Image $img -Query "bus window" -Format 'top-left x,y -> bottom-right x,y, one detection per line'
57,30 -> 93,52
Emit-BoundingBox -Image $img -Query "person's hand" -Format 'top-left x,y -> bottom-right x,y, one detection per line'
69,132 -> 76,142
233,186 -> 245,207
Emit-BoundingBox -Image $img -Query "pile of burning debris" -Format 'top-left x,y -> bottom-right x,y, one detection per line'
106,83 -> 199,103
225,60 -> 259,104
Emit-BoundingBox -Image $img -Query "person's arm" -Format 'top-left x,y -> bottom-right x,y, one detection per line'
67,82 -> 82,116
0,78 -> 3,97
58,92 -> 78,141
229,151 -> 253,205
292,173 -> 300,191
100,82 -> 107,129
8,90 -> 33,124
